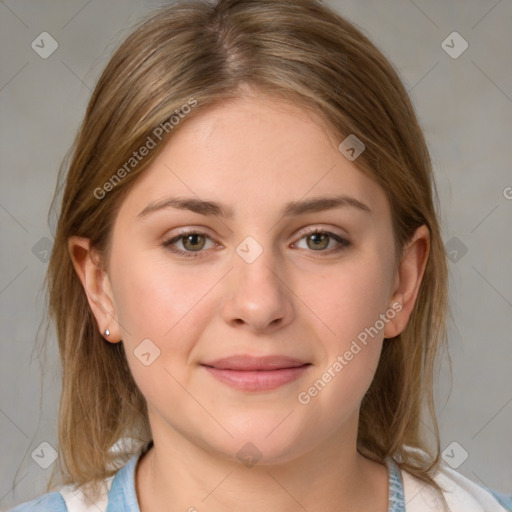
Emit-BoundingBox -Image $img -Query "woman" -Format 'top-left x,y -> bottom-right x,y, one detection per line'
10,0 -> 509,510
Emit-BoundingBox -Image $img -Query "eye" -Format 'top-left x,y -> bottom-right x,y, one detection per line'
162,227 -> 351,259
293,227 -> 351,255
162,230 -> 217,259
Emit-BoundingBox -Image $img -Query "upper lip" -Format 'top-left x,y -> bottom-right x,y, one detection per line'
201,355 -> 310,371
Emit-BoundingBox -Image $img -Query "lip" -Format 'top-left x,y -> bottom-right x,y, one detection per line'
201,355 -> 311,391
202,354 -> 309,371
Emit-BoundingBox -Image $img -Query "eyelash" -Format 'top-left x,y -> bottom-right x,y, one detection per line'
162,227 -> 351,259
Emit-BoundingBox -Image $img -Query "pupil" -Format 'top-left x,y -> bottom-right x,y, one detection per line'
186,234 -> 203,250
310,233 -> 327,250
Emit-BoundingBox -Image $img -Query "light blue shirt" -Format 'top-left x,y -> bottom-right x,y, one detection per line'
8,447 -> 511,512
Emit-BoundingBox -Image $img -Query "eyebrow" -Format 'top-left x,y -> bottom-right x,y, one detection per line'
137,194 -> 371,220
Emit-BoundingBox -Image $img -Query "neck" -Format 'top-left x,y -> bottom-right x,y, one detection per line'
135,417 -> 388,512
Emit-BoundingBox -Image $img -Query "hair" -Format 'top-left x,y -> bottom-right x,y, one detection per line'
42,0 -> 450,502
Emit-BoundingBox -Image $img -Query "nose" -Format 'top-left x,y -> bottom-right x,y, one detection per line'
221,245 -> 295,334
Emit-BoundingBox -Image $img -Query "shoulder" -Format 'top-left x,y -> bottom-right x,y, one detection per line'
8,491 -> 68,512
8,477 -> 114,512
8,438 -> 149,512
401,463 -> 510,512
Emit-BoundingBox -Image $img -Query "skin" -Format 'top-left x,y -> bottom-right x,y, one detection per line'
69,93 -> 429,512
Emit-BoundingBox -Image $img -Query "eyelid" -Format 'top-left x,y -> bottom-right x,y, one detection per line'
164,224 -> 348,243
162,224 -> 351,259
161,228 -> 221,260
291,225 -> 351,252
162,227 -> 218,247
295,224 -> 348,239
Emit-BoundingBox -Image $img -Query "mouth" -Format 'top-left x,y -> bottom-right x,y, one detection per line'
200,355 -> 312,391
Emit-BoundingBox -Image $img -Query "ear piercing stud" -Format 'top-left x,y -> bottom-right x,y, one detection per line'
104,328 -> 110,337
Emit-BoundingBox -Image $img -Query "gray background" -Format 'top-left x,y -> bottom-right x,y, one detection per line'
1,0 -> 511,510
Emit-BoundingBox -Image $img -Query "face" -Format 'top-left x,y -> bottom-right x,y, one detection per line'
78,94 -> 422,465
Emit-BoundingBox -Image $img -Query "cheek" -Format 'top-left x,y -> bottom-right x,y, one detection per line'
298,250 -> 394,402
311,254 -> 393,343
297,266 -> 388,425
111,246 -> 205,337
109,251 -> 215,390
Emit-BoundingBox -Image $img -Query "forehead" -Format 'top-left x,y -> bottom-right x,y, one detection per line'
116,95 -> 390,223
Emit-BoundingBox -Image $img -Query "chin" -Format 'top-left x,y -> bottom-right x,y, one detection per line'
206,420 -> 311,467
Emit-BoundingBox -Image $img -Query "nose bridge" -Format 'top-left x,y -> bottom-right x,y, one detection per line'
221,233 -> 294,331
235,230 -> 289,281
233,234 -> 283,295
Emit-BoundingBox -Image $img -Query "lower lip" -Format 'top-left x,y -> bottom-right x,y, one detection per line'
202,365 -> 311,391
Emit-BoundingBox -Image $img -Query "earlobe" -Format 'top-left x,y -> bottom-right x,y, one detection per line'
384,225 -> 430,339
67,236 -> 122,343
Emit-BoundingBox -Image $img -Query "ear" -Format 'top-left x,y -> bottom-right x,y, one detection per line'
68,236 -> 122,343
384,225 -> 430,338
